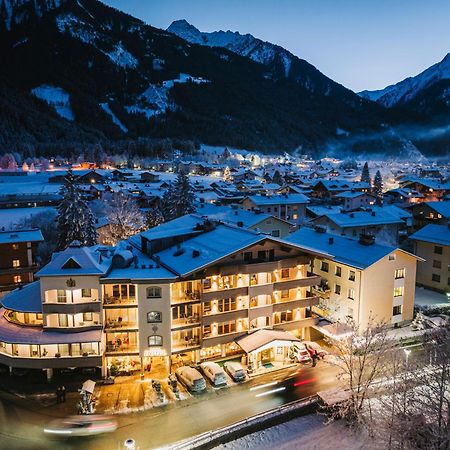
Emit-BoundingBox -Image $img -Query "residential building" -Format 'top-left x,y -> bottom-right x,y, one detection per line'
0,229 -> 44,296
242,193 -> 309,225
410,224 -> 450,293
335,191 -> 376,211
287,227 -> 420,332
408,201 -> 450,230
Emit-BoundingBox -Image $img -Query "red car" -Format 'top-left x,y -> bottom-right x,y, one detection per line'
303,341 -> 328,359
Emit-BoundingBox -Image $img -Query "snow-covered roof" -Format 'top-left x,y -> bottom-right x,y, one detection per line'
0,308 -> 101,344
287,227 -> 398,270
409,224 -> 450,247
140,215 -> 204,242
419,201 -> 450,217
36,244 -> 111,277
314,209 -> 404,228
0,229 -> 44,244
335,190 -> 373,199
245,193 -> 309,206
1,281 -> 42,313
235,329 -> 300,353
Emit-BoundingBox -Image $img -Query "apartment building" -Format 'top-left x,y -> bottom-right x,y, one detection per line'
410,223 -> 450,293
0,229 -> 44,296
287,227 -> 420,332
0,218 -> 324,378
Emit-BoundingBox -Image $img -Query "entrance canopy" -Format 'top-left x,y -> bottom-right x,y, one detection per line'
235,329 -> 300,354
313,318 -> 353,340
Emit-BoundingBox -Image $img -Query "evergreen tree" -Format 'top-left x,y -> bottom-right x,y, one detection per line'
162,170 -> 195,221
272,170 -> 284,186
360,162 -> 371,185
56,170 -> 97,250
223,166 -> 232,182
373,170 -> 383,204
145,207 -> 164,229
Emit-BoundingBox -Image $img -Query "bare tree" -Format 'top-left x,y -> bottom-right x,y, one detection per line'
325,317 -> 394,427
104,193 -> 145,246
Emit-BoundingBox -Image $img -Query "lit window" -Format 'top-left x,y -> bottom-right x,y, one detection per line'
13,275 -> 21,284
12,260 -> 20,268
147,311 -> 162,323
292,214 -> 298,220
395,268 -> 405,279
393,286 -> 404,297
393,305 -> 402,316
12,244 -> 19,251
57,290 -> 67,303
148,335 -> 162,346
146,286 -> 162,298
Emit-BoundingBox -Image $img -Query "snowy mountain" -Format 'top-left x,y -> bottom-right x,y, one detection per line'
359,53 -> 450,108
168,19 -> 344,97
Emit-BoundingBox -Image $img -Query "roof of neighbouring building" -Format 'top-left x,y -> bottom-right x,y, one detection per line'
235,329 -> 300,353
0,229 -> 44,244
313,209 -> 404,228
286,227 -> 399,269
244,193 -> 309,206
420,201 -> 450,218
409,224 -> 450,247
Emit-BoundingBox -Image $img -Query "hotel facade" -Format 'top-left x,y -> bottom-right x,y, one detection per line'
0,215 -> 419,379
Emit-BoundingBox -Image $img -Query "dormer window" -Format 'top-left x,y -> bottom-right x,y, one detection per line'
62,258 -> 82,269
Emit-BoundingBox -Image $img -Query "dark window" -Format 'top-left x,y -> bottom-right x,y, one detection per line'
335,266 -> 342,277
268,249 -> 275,261
148,335 -> 162,346
335,284 -> 341,295
432,274 -> 441,283
320,261 -> 329,272
393,305 -> 402,316
146,286 -> 161,298
258,250 -> 267,261
349,270 -> 356,281
433,260 -> 442,269
281,268 -> 290,279
147,311 -> 162,323
434,246 -> 443,255
271,230 -> 280,237
243,251 -> 252,262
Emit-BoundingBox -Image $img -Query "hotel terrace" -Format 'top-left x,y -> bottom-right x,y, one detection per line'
0,214 -> 419,379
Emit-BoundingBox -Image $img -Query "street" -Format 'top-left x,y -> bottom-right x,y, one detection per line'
0,361 -> 340,449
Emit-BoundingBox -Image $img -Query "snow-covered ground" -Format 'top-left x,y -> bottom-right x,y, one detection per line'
415,286 -> 449,307
31,84 -> 74,121
215,414 -> 370,450
100,103 -> 128,132
0,207 -> 57,229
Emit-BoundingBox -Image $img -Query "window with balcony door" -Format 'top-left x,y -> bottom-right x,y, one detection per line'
348,288 -> 355,300
57,290 -> 67,303
393,305 -> 402,316
393,286 -> 404,297
395,268 -> 406,279
335,284 -> 341,295
148,335 -> 162,346
147,311 -> 162,323
147,286 -> 162,298
218,321 -> 237,335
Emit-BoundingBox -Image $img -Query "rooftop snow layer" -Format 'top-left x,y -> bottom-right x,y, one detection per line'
315,210 -> 403,228
0,229 -> 44,244
409,224 -> 450,247
246,194 -> 309,206
1,281 -> 42,313
286,227 -> 397,269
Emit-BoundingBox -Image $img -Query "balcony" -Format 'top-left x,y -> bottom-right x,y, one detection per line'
105,319 -> 138,331
103,296 -> 137,307
105,343 -> 139,355
272,315 -> 319,331
171,316 -> 201,330
172,337 -> 201,354
202,286 -> 248,302
274,274 -> 321,291
219,256 -> 310,276
43,302 -> 101,314
171,291 -> 201,305
202,330 -> 248,347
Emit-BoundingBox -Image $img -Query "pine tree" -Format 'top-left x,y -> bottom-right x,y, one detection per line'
162,170 -> 195,221
373,170 -> 383,204
56,170 -> 97,250
223,166 -> 232,182
360,162 -> 371,186
272,170 -> 284,186
145,207 -> 164,229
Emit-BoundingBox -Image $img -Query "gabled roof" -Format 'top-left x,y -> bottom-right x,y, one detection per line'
418,201 -> 450,218
286,227 -> 400,270
139,215 -> 204,242
314,209 -> 403,228
36,244 -> 111,277
235,329 -> 300,353
409,224 -> 450,247
336,190 -> 373,199
1,281 -> 42,313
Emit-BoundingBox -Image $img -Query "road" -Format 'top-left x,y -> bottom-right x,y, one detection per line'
0,361 -> 340,450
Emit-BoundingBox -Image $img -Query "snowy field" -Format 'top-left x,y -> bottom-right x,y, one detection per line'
216,414 -> 371,450
415,286 -> 449,307
0,206 -> 57,229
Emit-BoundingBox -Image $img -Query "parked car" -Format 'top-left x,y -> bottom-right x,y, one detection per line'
44,415 -> 117,437
303,341 -> 328,359
199,362 -> 228,387
175,366 -> 206,392
289,343 -> 312,363
224,361 -> 246,382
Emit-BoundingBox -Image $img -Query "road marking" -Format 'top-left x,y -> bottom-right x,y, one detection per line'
249,381 -> 278,392
255,387 -> 286,398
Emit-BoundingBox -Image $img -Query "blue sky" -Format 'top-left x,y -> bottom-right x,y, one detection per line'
103,0 -> 450,92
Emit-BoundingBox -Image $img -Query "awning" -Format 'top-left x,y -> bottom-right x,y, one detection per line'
81,379 -> 96,394
235,329 -> 300,354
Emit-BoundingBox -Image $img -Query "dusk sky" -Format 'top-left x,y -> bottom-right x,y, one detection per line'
103,0 -> 450,92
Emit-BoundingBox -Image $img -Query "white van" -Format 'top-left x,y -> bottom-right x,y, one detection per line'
289,343 -> 312,363
199,362 -> 228,387
175,366 -> 206,392
224,361 -> 246,382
